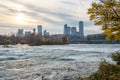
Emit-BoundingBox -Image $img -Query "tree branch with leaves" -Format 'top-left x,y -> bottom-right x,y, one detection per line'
88,0 -> 120,40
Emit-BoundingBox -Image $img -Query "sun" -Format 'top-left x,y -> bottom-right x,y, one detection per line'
15,13 -> 25,24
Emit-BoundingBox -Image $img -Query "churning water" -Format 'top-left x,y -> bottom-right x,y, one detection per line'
0,44 -> 120,80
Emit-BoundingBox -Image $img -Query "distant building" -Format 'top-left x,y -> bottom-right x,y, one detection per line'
17,29 -> 24,37
71,27 -> 77,35
64,24 -> 67,35
25,31 -> 31,36
44,30 -> 49,37
33,28 -> 36,34
67,27 -> 70,35
87,34 -> 107,40
79,21 -> 84,36
76,32 -> 80,36
38,25 -> 42,36
64,24 -> 70,35
51,34 -> 65,42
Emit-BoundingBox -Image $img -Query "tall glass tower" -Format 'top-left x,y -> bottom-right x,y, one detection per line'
64,24 -> 70,35
79,21 -> 84,36
37,25 -> 42,36
17,29 -> 24,36
71,27 -> 77,35
33,28 -> 36,34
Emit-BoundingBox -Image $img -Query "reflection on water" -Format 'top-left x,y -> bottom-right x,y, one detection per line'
0,44 -> 120,80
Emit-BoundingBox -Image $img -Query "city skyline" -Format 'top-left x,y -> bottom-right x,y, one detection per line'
64,21 -> 84,36
0,0 -> 102,35
16,21 -> 83,37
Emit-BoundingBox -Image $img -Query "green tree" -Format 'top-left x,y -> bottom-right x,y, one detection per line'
88,0 -> 120,40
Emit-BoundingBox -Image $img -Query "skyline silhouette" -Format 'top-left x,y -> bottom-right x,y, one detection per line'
0,0 -> 102,35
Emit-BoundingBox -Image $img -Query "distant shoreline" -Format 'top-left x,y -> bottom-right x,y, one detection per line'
69,40 -> 120,44
1,40 -> 120,47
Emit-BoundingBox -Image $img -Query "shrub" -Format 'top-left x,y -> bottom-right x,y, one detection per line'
111,52 -> 120,65
82,52 -> 120,80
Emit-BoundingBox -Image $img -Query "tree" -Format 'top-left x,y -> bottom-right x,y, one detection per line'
62,37 -> 68,44
88,0 -> 120,40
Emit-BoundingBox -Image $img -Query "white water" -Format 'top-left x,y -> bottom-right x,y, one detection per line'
0,44 -> 120,80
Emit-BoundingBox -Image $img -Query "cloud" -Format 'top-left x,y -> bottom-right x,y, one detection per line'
85,25 -> 102,35
0,0 -> 101,35
60,0 -> 78,5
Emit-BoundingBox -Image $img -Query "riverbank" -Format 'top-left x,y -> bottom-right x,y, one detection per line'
69,40 -> 120,44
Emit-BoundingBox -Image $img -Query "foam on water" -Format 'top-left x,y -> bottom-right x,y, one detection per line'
0,44 -> 120,80
0,44 -> 119,61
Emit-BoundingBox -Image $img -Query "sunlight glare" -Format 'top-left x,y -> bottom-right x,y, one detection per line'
15,13 -> 25,24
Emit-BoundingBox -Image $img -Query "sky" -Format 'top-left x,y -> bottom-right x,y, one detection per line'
0,0 -> 102,35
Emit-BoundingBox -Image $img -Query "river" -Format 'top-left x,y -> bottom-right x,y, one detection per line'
0,44 -> 120,80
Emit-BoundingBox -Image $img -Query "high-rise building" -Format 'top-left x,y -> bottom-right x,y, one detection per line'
64,24 -> 70,35
64,24 -> 67,35
71,27 -> 77,35
79,21 -> 84,36
17,29 -> 24,36
44,30 -> 49,37
67,27 -> 70,35
25,31 -> 31,36
33,28 -> 36,34
76,32 -> 80,36
38,25 -> 42,36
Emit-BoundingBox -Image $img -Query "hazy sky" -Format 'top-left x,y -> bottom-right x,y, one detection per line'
0,0 -> 102,35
